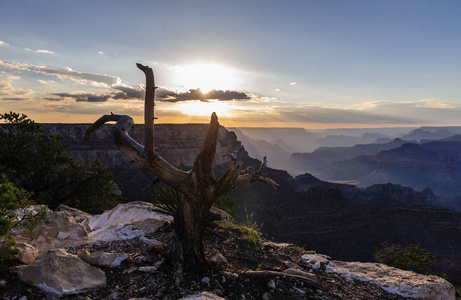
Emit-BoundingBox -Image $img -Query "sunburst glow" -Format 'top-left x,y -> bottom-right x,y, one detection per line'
177,100 -> 231,117
172,63 -> 239,93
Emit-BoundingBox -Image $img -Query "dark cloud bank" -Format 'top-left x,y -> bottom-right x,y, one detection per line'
48,86 -> 252,103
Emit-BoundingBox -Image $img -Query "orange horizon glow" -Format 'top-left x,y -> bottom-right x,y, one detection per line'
10,110 -> 449,131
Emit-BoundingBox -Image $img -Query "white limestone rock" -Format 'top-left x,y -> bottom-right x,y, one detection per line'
55,204 -> 92,231
77,250 -> 128,267
19,249 -> 106,297
14,211 -> 89,252
301,253 -> 330,270
88,201 -> 172,232
87,202 -> 172,242
89,218 -> 169,242
326,260 -> 455,300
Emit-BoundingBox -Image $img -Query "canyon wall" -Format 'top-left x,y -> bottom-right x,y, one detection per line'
42,123 -> 243,201
42,123 -> 241,168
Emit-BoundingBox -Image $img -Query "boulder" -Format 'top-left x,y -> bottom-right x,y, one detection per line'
88,202 -> 172,242
19,249 -> 106,297
14,211 -> 89,252
17,242 -> 39,264
89,218 -> 169,243
55,204 -> 92,231
88,201 -> 172,232
77,250 -> 128,267
326,261 -> 455,300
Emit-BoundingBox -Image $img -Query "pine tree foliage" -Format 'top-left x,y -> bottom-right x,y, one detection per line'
0,112 -> 125,213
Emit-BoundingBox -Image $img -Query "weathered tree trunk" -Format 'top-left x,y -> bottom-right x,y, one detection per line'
174,195 -> 212,266
84,63 -> 278,269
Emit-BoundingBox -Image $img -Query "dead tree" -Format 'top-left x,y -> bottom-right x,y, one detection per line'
84,63 -> 277,268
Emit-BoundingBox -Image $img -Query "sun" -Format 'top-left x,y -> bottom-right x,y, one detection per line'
177,100 -> 231,117
173,63 -> 239,93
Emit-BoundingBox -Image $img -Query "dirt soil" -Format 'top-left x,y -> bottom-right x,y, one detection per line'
1,223 -> 414,300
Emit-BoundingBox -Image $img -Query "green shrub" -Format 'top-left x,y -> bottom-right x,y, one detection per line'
237,223 -> 262,248
220,209 -> 263,249
152,186 -> 237,219
374,243 -> 443,277
0,112 -> 125,213
152,186 -> 183,216
0,175 -> 47,258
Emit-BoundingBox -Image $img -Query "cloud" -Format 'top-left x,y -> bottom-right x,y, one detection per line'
0,79 -> 34,99
98,51 -> 104,55
0,41 -> 9,46
36,67 -> 119,86
36,79 -> 56,85
0,60 -> 120,87
25,48 -> 55,54
0,60 -> 32,71
48,84 -> 145,102
289,82 -> 296,85
0,60 -> 257,103
112,84 -> 145,100
50,92 -> 112,102
156,88 -> 251,102
0,81 -> 15,95
205,90 -> 250,101
36,49 -> 55,54
2,74 -> 21,80
274,89 -> 280,92
48,86 -> 254,104
2,97 -> 29,101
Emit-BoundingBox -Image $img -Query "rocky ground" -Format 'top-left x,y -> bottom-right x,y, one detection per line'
0,202 -> 457,300
0,222 -> 426,300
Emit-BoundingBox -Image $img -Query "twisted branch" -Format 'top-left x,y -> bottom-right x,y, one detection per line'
214,146 -> 278,197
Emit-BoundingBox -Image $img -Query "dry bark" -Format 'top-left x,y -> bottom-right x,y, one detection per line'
84,63 -> 278,268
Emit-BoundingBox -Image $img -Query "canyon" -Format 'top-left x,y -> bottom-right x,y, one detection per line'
42,124 -> 461,284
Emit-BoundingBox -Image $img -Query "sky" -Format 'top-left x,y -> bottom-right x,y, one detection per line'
0,0 -> 460,129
